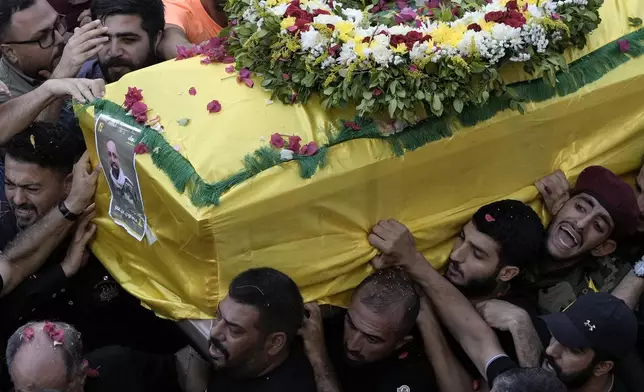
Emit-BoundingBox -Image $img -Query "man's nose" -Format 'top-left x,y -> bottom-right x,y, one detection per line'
12,188 -> 26,206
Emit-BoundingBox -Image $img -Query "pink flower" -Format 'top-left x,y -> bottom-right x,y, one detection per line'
329,44 -> 341,56
225,65 -> 235,73
373,88 -> 383,97
130,101 -> 148,123
134,143 -> 149,154
237,68 -> 254,88
43,321 -> 55,334
283,73 -> 290,80
485,213 -> 496,222
21,327 -> 34,341
207,100 -> 222,113
189,87 -> 197,96
617,39 -> 630,53
200,57 -> 212,65
287,135 -> 302,152
123,87 -> 143,110
176,45 -> 196,60
299,142 -> 319,156
270,133 -> 285,148
344,121 -> 361,131
551,12 -> 561,20
223,56 -> 235,63
50,328 -> 64,343
409,64 -> 418,72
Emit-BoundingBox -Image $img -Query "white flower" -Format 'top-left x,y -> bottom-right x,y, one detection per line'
280,149 -> 294,161
410,41 -> 429,60
269,3 -> 289,16
490,24 -> 522,42
527,4 -> 543,18
343,8 -> 364,24
355,26 -> 376,37
393,55 -> 404,65
388,25 -> 414,36
337,41 -> 358,65
370,34 -> 393,66
301,28 -> 322,51
313,14 -> 343,26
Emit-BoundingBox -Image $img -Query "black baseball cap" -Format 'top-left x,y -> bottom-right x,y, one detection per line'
539,292 -> 637,359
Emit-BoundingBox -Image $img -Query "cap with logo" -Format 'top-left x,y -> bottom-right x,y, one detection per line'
539,292 -> 637,359
574,166 -> 639,238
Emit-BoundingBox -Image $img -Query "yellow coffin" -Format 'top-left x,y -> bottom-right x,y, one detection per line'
79,0 -> 644,319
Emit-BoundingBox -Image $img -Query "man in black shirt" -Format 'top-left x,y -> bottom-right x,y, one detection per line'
206,267 -> 317,392
6,321 -> 181,392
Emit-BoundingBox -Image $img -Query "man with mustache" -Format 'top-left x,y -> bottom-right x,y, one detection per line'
538,292 -> 635,392
105,140 -> 140,210
533,166 -> 640,315
0,0 -> 108,123
207,267 -> 317,391
77,0 -> 164,83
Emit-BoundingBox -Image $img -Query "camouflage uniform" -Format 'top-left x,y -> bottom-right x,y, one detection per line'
536,240 -> 643,315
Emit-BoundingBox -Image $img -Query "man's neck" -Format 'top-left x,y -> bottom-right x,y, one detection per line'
571,373 -> 613,392
467,282 -> 510,304
200,0 -> 228,27
237,350 -> 290,379
543,257 -> 581,274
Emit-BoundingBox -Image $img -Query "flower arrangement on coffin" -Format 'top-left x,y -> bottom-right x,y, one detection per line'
224,0 -> 603,124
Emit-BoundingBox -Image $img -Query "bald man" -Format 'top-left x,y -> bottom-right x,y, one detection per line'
7,321 -> 181,392
105,139 -> 140,209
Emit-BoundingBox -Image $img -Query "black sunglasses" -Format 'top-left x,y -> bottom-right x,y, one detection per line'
4,15 -> 67,49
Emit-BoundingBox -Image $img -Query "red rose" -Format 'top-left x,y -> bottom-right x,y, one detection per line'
405,31 -> 423,42
505,0 -> 518,10
299,142 -> 319,156
288,135 -> 302,152
390,34 -> 407,47
134,143 -> 149,155
362,36 -> 372,43
504,10 -> 526,27
329,44 -> 341,56
286,4 -> 310,21
467,23 -> 482,31
484,11 -> 505,22
311,9 -> 329,16
124,87 -> 143,110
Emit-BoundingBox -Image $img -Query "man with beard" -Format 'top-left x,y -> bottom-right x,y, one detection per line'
539,292 -> 635,392
159,0 -> 227,59
105,140 -> 141,210
77,0 -> 164,83
533,166 -> 640,315
368,200 -> 547,369
0,0 -> 108,124
207,267 -> 317,391
299,268 -> 478,392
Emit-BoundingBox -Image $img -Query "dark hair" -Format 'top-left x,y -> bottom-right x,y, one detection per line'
6,321 -> 84,382
354,267 -> 420,335
229,268 -> 304,345
92,0 -> 165,42
4,122 -> 86,175
472,200 -> 545,271
493,368 -> 566,392
0,0 -> 35,42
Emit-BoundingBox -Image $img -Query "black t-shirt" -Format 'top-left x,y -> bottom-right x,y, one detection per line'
207,342 -> 317,392
85,345 -> 180,392
324,310 -> 438,392
486,355 -> 518,387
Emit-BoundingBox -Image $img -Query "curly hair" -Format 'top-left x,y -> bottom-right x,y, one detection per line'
472,199 -> 545,271
4,122 -> 86,175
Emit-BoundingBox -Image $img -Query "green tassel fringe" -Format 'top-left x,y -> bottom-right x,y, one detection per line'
81,28 -> 643,207
460,27 -> 644,126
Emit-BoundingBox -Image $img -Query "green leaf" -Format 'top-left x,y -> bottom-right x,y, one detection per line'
388,98 -> 398,118
397,89 -> 406,98
431,94 -> 443,112
452,98 -> 464,113
176,118 -> 190,126
583,10 -> 598,21
363,91 -> 373,100
390,80 -> 398,94
415,90 -> 425,100
482,90 -> 490,101
256,29 -> 269,38
628,17 -> 643,27
323,87 -> 335,95
302,73 -> 316,87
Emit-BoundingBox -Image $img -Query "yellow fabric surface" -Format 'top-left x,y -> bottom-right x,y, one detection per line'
79,0 -> 644,319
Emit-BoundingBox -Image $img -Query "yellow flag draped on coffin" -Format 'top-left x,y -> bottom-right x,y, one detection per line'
79,0 -> 644,319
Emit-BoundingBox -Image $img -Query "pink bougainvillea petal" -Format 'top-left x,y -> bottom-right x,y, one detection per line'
134,143 -> 149,155
189,87 -> 197,96
243,78 -> 254,88
22,327 -> 35,341
299,142 -> 319,156
207,100 -> 222,113
287,135 -> 302,152
617,39 -> 630,53
225,65 -> 235,73
43,321 -> 55,334
270,133 -> 285,148
239,68 -> 251,79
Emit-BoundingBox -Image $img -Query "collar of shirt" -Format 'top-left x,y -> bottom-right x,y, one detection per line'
0,56 -> 42,99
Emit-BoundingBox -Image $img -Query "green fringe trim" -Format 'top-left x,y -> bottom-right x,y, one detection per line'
459,27 -> 644,126
82,28 -> 642,207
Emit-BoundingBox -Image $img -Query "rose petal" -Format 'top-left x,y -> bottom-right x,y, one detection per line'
189,87 -> 197,96
239,68 -> 251,79
617,39 -> 630,53
270,133 -> 285,148
225,65 -> 235,73
287,135 -> 302,152
243,78 -> 255,88
207,100 -> 222,113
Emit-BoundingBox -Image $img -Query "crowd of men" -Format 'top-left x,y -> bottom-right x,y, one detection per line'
0,0 -> 643,390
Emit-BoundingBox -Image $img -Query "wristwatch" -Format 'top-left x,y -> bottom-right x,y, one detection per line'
58,200 -> 81,221
634,256 -> 644,278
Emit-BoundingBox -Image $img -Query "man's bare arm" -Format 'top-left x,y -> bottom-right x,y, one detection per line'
0,79 -> 105,145
300,303 -> 342,392
159,25 -> 194,60
369,220 -> 507,379
612,270 -> 644,310
417,296 -> 473,392
0,152 -> 99,295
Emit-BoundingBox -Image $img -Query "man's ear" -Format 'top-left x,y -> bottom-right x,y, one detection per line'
64,172 -> 73,198
153,30 -> 163,56
591,239 -> 616,257
394,335 -> 413,351
0,45 -> 19,65
551,192 -> 570,215
498,266 -> 520,282
265,332 -> 287,356
593,360 -> 614,377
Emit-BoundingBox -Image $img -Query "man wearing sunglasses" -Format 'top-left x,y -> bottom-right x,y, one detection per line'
0,0 -> 107,122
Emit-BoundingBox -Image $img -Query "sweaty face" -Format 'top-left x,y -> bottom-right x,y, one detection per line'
97,15 -> 156,83
445,221 -> 502,297
2,0 -> 65,78
546,194 -> 614,261
635,165 -> 644,232
209,296 -> 267,376
4,155 -> 68,230
541,337 -> 597,389
343,297 -> 405,366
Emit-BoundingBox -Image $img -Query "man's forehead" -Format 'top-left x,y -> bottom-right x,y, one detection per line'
220,296 -> 261,327
102,14 -> 146,35
6,0 -> 57,40
4,156 -> 55,181
464,221 -> 500,254
348,299 -> 398,337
